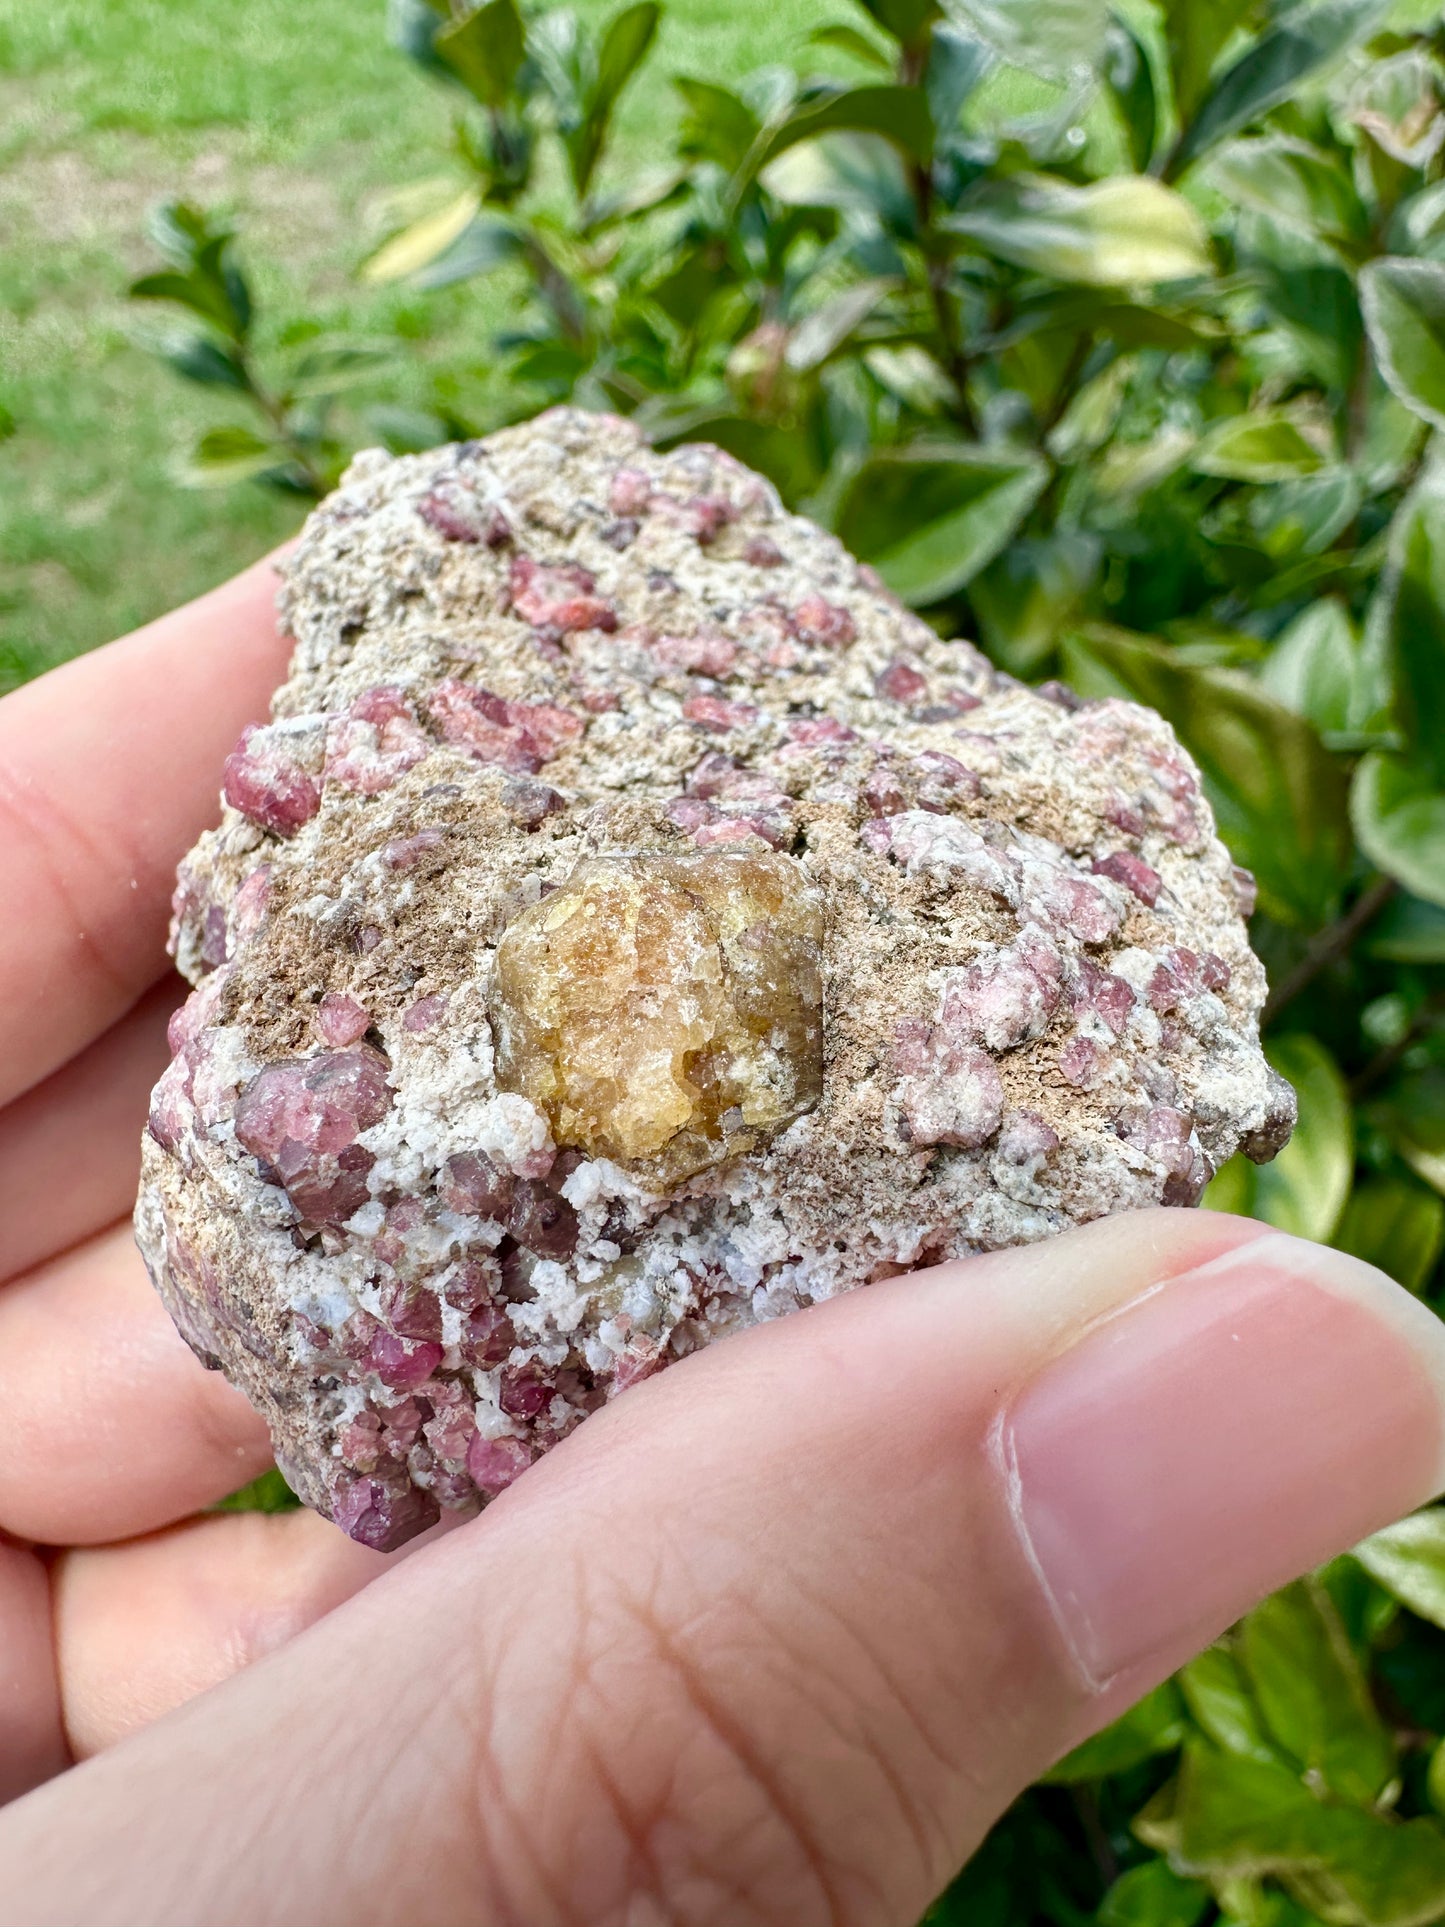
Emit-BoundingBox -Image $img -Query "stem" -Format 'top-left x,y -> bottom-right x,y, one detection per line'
1070,1785 -> 1118,1892
241,355 -> 328,497
898,38 -> 978,438
1261,874 -> 1398,1029
1350,993 -> 1445,1101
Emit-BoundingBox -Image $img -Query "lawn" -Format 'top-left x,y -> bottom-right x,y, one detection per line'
0,0 -> 840,685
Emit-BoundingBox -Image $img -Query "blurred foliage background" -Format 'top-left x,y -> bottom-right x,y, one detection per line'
10,0 -> 1445,1919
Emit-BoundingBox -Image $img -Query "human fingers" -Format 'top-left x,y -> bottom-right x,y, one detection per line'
0,547 -> 292,1113
52,1509 -> 398,1761
3,1210 -> 1444,1927
0,1225 -> 271,1546
0,1538 -> 66,1804
0,978 -> 178,1287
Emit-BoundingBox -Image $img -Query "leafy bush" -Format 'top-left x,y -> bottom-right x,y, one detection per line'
132,0 -> 1445,1917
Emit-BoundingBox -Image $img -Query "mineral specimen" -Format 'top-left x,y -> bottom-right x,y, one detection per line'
136,407 -> 1294,1550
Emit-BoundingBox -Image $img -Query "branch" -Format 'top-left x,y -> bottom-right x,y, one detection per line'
1261,874 -> 1398,1029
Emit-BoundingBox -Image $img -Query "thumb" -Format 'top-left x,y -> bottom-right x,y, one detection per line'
4,1208 -> 1444,1927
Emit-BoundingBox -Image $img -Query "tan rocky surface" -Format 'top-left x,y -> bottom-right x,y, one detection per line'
136,406 -> 1293,1549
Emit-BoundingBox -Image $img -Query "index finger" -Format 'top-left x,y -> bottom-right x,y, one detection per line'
0,547 -> 294,1110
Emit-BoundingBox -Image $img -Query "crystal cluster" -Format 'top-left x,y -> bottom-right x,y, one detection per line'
136,408 -> 1293,1550
493,851 -> 824,1183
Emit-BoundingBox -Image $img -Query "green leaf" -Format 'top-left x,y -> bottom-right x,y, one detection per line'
178,423 -> 286,486
1250,472 -> 1362,566
410,215 -> 524,291
1378,465 -> 1445,787
435,0 -> 525,107
1180,1645 -> 1282,1767
1174,1740 -> 1445,1924
1171,0 -> 1396,177
145,198 -> 226,269
855,0 -> 939,47
1062,626 -> 1352,927
1260,599 -> 1389,747
211,1466 -> 300,1513
150,332 -> 250,392
753,84 -> 936,185
674,77 -> 762,172
786,278 -> 896,371
130,269 -> 241,340
567,1 -> 661,196
947,174 -> 1211,288
926,21 -> 993,135
361,189 -> 481,283
1352,753 -> 1445,912
649,410 -> 823,504
1207,137 -> 1367,252
762,131 -> 914,224
1334,1177 -> 1445,1294
811,24 -> 893,70
1260,1035 -> 1353,1242
1237,1579 -> 1396,1807
1361,259 -> 1445,438
1173,1741 -> 1333,1869
1357,1510 -> 1445,1630
1363,893 -> 1445,963
1098,1861 -> 1210,1927
286,341 -> 394,398
1043,1679 -> 1187,1782
942,0 -> 1106,81
835,444 -> 1048,605
1161,0 -> 1256,126
1105,14 -> 1158,173
968,531 -> 1100,677
1192,412 -> 1324,482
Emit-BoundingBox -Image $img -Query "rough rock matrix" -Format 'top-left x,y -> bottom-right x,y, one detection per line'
137,407 -> 1293,1550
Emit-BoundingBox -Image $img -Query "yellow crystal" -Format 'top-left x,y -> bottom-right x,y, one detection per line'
492,851 -> 825,1183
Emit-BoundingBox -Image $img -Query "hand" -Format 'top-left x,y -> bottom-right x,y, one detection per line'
1,557 -> 1443,1927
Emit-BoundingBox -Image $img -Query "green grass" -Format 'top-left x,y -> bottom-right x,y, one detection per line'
0,0 -> 841,685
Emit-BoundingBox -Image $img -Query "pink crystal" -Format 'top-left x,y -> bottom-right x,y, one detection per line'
508,555 -> 617,633
332,1475 -> 438,1551
790,596 -> 857,648
231,864 -> 272,944
466,1433 -> 533,1498
897,1041 -> 1004,1149
439,1151 -> 513,1221
428,679 -> 583,773
508,1179 -> 579,1258
1059,1035 -> 1101,1087
499,1366 -> 552,1420
744,535 -> 785,568
403,994 -> 448,1033
787,715 -> 857,747
609,467 -> 653,515
365,1329 -> 444,1392
650,631 -> 739,677
316,992 -> 371,1048
233,1047 -> 392,1224
325,686 -> 430,796
1092,851 -> 1161,907
939,936 -> 1063,1052
383,827 -> 446,869
222,724 -> 321,837
683,694 -> 759,733
876,658 -> 929,704
418,484 -> 510,546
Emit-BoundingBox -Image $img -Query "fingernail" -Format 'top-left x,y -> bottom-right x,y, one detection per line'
1000,1230 -> 1445,1690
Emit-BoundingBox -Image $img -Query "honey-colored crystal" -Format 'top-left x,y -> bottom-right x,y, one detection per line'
492,851 -> 824,1183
